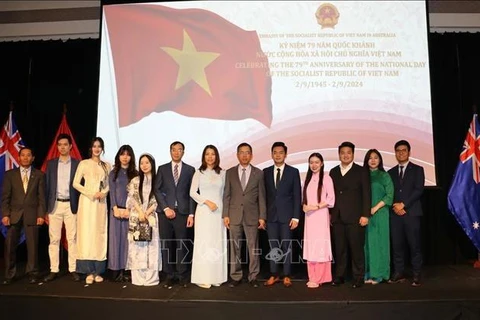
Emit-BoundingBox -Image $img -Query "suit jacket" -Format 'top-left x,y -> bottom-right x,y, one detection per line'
154,161 -> 196,215
1,167 -> 46,225
222,164 -> 266,226
329,163 -> 371,224
45,157 -> 80,214
388,162 -> 424,217
263,164 -> 301,223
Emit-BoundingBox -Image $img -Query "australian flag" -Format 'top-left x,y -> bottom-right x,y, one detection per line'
448,114 -> 480,251
0,111 -> 26,243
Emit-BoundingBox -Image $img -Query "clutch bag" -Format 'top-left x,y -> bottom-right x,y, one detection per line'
133,221 -> 152,242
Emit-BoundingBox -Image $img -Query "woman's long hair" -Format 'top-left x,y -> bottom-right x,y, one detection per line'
112,145 -> 138,182
363,149 -> 385,171
302,153 -> 324,205
138,154 -> 156,204
199,145 -> 222,174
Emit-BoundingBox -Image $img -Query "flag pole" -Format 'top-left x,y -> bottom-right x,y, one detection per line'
472,104 -> 480,268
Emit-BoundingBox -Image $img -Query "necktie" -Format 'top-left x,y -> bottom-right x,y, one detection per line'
22,169 -> 29,193
399,165 -> 404,180
174,164 -> 179,186
241,168 -> 246,191
275,168 -> 281,189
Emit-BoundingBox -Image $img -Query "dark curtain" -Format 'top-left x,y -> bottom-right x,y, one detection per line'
0,33 -> 479,266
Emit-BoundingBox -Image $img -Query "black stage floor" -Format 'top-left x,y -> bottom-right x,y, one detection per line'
1,264 -> 480,320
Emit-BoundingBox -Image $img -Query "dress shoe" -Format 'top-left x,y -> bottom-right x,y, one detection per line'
283,277 -> 292,288
228,280 -> 241,288
179,279 -> 189,288
2,279 -> 13,285
264,276 -> 279,286
352,280 -> 363,288
163,279 -> 175,289
411,277 -> 421,287
122,273 -> 131,283
113,271 -> 124,282
249,280 -> 259,288
28,275 -> 38,284
388,273 -> 406,284
44,272 -> 58,282
71,272 -> 81,282
331,277 -> 344,286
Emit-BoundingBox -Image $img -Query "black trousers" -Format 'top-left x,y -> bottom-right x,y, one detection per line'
4,218 -> 39,279
159,212 -> 190,281
390,213 -> 422,277
332,222 -> 365,282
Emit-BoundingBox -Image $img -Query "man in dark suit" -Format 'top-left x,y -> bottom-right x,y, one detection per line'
1,147 -> 46,285
154,141 -> 196,288
263,142 -> 301,287
223,142 -> 266,288
43,134 -> 81,282
388,140 -> 425,287
329,141 -> 371,288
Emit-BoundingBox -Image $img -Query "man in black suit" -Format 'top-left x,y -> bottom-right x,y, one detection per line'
329,141 -> 371,288
263,142 -> 301,287
154,141 -> 196,288
388,140 -> 425,287
1,147 -> 46,285
43,134 -> 81,282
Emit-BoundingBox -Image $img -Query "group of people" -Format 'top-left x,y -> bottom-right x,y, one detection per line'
1,135 -> 425,289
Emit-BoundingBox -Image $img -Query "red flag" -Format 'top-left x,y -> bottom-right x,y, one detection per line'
41,114 -> 82,172
104,4 -> 272,128
42,113 -> 83,250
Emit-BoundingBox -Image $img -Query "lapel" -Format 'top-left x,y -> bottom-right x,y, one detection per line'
403,163 -> 412,181
177,161 -> 188,186
52,158 -> 60,189
232,165 -> 243,191
265,166 -> 274,190
244,165 -> 256,192
69,159 -> 77,184
15,168 -> 24,194
391,164 -> 400,185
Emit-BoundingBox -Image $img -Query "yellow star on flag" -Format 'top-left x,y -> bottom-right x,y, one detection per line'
161,29 -> 220,96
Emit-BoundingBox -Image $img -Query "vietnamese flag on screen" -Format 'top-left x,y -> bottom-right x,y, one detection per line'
104,4 -> 273,128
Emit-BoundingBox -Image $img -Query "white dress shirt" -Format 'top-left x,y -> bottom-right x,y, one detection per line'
57,157 -> 71,200
340,161 -> 353,176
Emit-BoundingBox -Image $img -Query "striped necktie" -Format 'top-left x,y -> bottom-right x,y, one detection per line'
174,164 -> 179,186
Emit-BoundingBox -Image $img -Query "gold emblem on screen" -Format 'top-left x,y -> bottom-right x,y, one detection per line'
316,3 -> 340,29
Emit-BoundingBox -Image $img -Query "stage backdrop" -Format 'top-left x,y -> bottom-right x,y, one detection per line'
96,1 -> 436,185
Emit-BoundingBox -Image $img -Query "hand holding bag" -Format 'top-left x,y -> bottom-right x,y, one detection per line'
133,220 -> 152,242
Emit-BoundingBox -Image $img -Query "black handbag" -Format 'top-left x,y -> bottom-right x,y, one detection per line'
133,221 -> 152,242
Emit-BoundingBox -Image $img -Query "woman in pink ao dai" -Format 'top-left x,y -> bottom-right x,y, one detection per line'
302,152 -> 335,288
